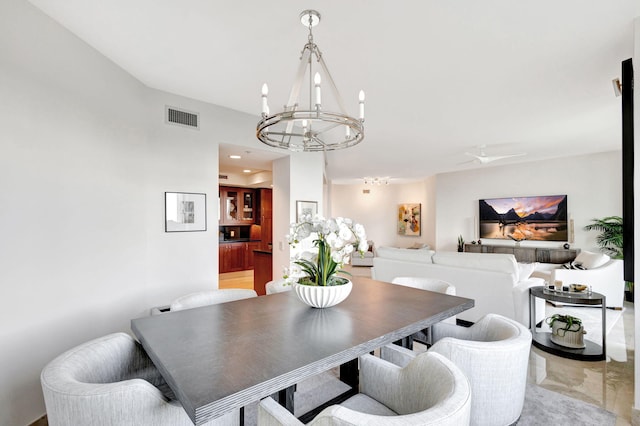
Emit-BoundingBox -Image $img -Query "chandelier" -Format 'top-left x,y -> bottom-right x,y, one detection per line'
364,177 -> 389,185
257,10 -> 365,152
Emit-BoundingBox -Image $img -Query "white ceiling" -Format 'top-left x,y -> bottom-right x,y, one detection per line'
28,1 -> 638,184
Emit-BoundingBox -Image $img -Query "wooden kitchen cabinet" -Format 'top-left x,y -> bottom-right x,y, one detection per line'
219,187 -> 255,224
256,188 -> 272,251
219,242 -> 246,273
219,241 -> 262,273
244,242 -> 260,269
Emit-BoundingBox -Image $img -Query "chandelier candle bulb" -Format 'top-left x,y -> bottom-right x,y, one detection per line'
359,90 -> 365,120
314,72 -> 322,107
261,83 -> 269,116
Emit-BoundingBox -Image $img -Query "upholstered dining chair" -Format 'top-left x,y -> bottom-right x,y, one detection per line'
391,276 -> 457,345
385,313 -> 532,426
170,288 -> 257,312
265,279 -> 291,295
257,347 -> 471,426
41,332 -> 239,426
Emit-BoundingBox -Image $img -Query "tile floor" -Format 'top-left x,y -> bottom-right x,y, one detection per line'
220,266 -> 636,425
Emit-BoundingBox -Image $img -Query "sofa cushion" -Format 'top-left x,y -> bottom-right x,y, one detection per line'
574,251 -> 610,269
407,242 -> 431,250
531,263 -> 558,281
517,262 -> 538,280
376,246 -> 435,263
432,252 -> 518,277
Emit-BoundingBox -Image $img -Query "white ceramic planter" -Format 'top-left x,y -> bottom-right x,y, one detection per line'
550,321 -> 586,348
292,280 -> 352,308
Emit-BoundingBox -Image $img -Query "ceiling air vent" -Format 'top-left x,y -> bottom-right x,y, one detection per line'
219,174 -> 229,180
165,106 -> 199,130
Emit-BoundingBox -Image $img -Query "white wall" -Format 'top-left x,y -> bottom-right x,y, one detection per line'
435,151 -> 622,252
330,180 -> 434,248
272,156 -> 291,279
330,151 -> 621,254
0,1 -> 259,424
271,152 -> 325,280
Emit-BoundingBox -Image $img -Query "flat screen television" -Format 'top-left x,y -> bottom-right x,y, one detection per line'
479,195 -> 568,242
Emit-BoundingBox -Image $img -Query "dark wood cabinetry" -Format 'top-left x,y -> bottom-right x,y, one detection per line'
219,241 -> 264,273
218,187 -> 272,273
219,186 -> 255,224
245,242 -> 260,269
256,188 -> 272,251
253,250 -> 273,296
219,242 -> 247,273
464,243 -> 579,264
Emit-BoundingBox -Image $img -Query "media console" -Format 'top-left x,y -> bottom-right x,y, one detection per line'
464,243 -> 579,264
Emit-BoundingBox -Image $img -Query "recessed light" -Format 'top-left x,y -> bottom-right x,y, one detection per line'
243,169 -> 252,173
229,155 -> 241,159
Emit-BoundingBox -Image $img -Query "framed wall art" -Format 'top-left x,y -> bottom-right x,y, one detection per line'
296,200 -> 318,221
398,203 -> 421,236
165,192 -> 207,232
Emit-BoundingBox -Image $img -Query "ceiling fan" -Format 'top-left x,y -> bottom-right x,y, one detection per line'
462,145 -> 526,165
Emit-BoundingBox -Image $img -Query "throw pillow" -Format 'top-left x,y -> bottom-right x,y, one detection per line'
408,242 -> 430,250
517,262 -> 537,280
562,261 -> 586,270
574,251 -> 610,269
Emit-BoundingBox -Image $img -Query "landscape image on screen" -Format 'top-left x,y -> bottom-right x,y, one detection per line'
479,195 -> 568,242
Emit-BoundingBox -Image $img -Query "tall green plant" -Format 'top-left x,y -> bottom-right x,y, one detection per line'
584,216 -> 632,294
583,216 -> 623,259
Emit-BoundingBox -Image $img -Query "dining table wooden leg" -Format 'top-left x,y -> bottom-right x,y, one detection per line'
339,358 -> 359,389
272,385 -> 295,413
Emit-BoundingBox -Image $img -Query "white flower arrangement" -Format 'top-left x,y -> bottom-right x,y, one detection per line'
286,215 -> 368,286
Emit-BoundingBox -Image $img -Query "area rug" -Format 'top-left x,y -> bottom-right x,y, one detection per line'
519,382 -> 616,425
242,369 -> 616,425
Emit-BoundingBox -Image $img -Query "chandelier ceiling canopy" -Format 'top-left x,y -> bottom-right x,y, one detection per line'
257,10 -> 365,152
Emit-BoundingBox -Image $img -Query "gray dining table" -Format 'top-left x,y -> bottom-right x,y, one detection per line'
131,276 -> 474,425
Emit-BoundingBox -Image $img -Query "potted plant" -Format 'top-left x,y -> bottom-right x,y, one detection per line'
546,314 -> 586,348
286,215 -> 368,308
457,235 -> 464,252
584,216 -> 633,301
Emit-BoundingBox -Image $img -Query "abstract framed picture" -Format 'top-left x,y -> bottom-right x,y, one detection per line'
398,203 -> 421,236
165,192 -> 207,232
296,200 -> 318,222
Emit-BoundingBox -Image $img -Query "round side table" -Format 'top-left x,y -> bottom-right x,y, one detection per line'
529,286 -> 606,361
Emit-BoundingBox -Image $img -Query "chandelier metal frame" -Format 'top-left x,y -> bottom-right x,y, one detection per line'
257,10 -> 365,152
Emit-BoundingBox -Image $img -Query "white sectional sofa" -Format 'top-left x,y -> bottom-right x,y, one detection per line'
372,247 -> 545,326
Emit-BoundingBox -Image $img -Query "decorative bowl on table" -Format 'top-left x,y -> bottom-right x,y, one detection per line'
569,284 -> 588,292
293,279 -> 352,308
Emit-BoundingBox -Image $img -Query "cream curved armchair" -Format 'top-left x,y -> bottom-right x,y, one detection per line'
265,279 -> 291,295
170,288 -> 257,311
41,332 -> 239,426
409,313 -> 531,426
258,348 -> 471,426
391,277 -> 457,345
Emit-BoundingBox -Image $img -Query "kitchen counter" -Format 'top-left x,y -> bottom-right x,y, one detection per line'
253,250 -> 273,295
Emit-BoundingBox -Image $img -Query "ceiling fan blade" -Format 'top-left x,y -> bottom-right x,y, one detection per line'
457,158 -> 478,166
483,152 -> 526,162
